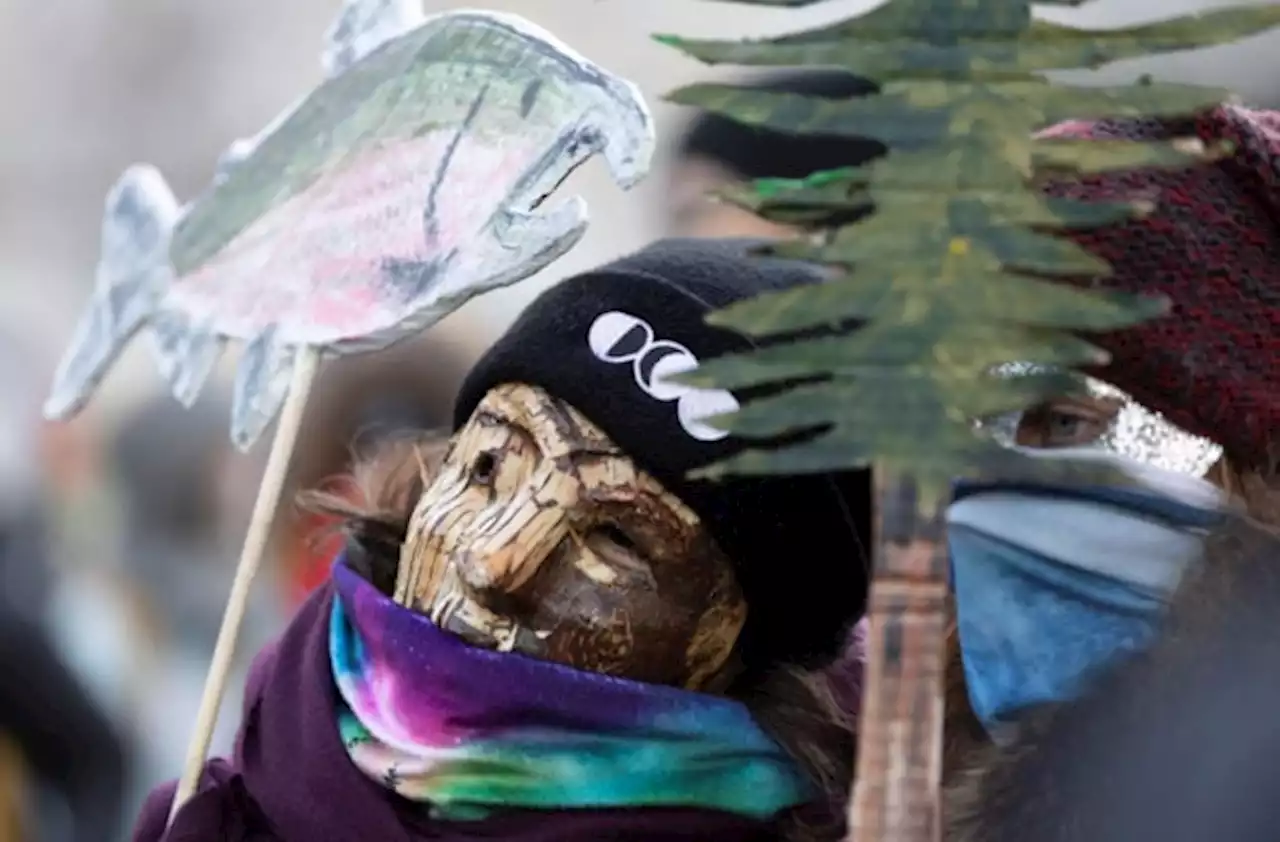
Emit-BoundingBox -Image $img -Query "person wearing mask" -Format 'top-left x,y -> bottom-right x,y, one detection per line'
936,103 -> 1280,832
131,238 -> 873,842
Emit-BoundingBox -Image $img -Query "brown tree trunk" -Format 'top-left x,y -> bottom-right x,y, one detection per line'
848,472 -> 949,842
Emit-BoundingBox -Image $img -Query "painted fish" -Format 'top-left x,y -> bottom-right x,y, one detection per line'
43,0 -> 654,450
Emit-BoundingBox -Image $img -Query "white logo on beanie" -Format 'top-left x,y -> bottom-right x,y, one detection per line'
587,310 -> 739,442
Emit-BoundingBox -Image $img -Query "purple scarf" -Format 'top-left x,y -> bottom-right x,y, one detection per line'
330,563 -> 810,820
132,568 -> 795,842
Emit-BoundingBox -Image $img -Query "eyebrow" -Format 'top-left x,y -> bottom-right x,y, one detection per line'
474,407 -> 515,428
1045,394 -> 1124,414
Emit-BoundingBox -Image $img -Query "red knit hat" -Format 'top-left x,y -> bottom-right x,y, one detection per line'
1042,106 -> 1280,474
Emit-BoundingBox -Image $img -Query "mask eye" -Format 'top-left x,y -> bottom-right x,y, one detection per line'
471,451 -> 498,485
582,523 -> 654,586
592,524 -> 639,553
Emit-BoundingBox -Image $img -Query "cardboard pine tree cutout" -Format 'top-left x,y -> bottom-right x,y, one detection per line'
43,0 -> 654,823
655,1 -> 1280,840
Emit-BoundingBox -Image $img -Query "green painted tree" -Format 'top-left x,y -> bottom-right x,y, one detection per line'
655,3 -> 1280,840
661,0 -> 1280,503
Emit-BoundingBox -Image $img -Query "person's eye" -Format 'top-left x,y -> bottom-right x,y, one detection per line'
1047,411 -> 1085,441
1014,403 -> 1112,448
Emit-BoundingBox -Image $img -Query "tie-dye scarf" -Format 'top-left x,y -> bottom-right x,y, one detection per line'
328,562 -> 811,821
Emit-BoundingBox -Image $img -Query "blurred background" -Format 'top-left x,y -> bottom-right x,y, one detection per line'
1,0 -> 1278,839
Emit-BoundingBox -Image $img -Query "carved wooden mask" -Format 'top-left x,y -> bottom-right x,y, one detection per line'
395,383 -> 747,691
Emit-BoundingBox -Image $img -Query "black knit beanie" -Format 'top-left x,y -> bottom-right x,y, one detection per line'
454,238 -> 871,671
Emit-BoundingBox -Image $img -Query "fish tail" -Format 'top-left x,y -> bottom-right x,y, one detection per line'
43,165 -> 179,421
229,327 -> 299,452
148,309 -> 226,410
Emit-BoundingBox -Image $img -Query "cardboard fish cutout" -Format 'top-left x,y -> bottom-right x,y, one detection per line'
44,0 -> 654,450
40,0 -> 653,824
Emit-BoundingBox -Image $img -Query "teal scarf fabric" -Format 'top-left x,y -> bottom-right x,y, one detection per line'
328,562 -> 813,821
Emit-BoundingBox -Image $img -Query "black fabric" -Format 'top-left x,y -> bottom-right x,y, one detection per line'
0,613 -> 130,842
676,70 -> 884,182
0,513 -> 130,842
454,238 -> 871,670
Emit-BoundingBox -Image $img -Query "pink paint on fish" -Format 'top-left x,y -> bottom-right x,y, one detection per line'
170,132 -> 541,342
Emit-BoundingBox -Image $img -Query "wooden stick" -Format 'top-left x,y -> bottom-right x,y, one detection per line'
166,346 -> 321,826
849,472 -> 949,842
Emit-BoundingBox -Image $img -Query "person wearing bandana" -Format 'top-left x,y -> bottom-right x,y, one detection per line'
132,238 -> 873,842
946,372 -> 1228,738
939,102 -> 1280,835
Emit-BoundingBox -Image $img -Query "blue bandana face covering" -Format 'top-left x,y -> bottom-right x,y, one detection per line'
948,447 -> 1226,733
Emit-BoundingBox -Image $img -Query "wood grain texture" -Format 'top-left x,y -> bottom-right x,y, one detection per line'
396,382 -> 747,690
850,470 -> 949,842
